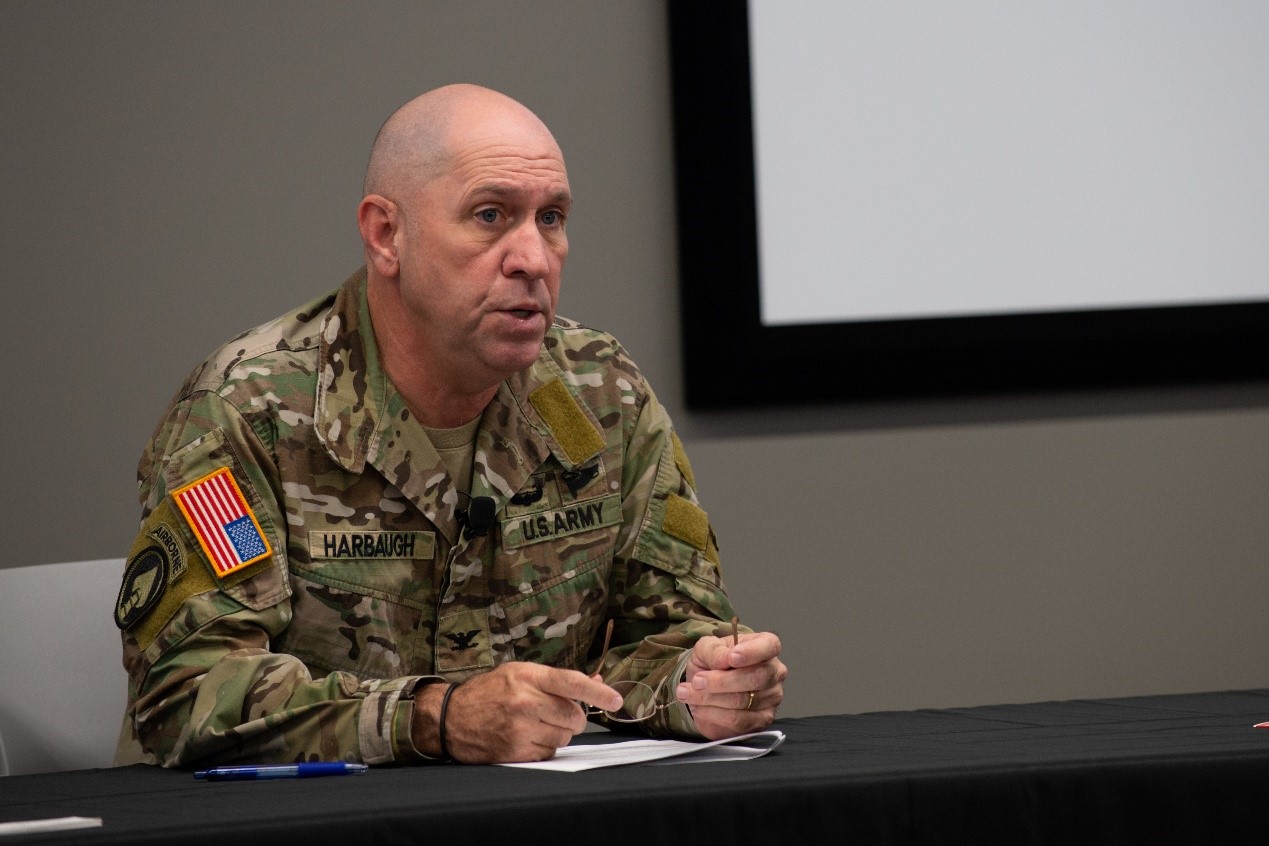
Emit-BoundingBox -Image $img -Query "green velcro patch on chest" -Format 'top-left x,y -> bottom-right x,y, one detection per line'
528,378 -> 605,465
671,431 -> 696,489
662,493 -> 710,551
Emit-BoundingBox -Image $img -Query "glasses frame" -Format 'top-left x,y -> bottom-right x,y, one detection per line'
586,616 -> 741,724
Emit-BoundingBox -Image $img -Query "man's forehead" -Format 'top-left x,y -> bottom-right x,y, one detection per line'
446,143 -> 570,200
447,130 -> 566,171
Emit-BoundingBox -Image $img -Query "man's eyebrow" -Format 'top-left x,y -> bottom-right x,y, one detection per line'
468,182 -> 572,206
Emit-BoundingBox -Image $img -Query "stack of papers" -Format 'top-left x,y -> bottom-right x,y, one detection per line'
500,730 -> 785,773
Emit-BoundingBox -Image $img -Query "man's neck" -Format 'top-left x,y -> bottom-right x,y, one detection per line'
388,363 -> 497,429
367,276 -> 500,429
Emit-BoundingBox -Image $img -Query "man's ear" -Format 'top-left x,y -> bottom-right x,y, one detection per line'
358,195 -> 401,279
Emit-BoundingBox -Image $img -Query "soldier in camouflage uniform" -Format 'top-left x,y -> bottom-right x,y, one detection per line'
114,84 -> 786,767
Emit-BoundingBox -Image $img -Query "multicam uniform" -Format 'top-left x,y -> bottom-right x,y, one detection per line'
114,268 -> 738,767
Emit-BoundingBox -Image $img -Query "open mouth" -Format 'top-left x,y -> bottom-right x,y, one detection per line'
509,309 -> 536,319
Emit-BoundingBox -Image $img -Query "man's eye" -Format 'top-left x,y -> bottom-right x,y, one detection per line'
540,210 -> 563,226
476,208 -> 499,223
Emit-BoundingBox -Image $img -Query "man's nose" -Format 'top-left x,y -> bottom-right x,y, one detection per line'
502,219 -> 552,280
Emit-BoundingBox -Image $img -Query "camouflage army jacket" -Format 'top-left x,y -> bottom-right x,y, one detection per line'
115,268 -> 738,767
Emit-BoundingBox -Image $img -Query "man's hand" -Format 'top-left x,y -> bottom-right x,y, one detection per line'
675,630 -> 786,740
414,663 -> 623,764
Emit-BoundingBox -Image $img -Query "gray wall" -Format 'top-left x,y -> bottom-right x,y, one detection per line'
3,1 -> 1266,719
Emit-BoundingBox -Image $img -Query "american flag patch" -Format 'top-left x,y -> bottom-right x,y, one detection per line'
172,467 -> 273,578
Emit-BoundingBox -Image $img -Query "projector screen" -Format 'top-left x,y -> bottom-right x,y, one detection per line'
669,2 -> 1269,408
750,1 -> 1269,326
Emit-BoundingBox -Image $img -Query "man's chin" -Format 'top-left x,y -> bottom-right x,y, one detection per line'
484,340 -> 546,377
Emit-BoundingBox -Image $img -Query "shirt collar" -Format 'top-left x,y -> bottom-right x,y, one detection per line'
314,269 -> 605,538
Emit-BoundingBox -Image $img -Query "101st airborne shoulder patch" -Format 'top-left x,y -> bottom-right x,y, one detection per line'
171,467 -> 273,579
116,498 -> 224,650
114,546 -> 168,630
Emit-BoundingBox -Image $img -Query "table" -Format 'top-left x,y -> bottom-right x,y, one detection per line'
5,689 -> 1269,844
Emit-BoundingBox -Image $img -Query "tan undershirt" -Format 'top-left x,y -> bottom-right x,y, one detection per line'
421,415 -> 482,498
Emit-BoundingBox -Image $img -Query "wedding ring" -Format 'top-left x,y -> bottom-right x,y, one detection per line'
745,690 -> 757,710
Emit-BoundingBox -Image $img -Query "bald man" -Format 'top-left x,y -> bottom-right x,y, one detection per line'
114,84 -> 786,767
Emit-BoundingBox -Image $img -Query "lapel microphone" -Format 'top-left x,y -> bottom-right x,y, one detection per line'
456,494 -> 497,539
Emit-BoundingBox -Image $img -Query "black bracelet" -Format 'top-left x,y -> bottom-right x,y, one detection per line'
438,681 -> 461,762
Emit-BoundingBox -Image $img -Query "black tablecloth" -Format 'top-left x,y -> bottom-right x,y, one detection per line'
5,689 -> 1269,845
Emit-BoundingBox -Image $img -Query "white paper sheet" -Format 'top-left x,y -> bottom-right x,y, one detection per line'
0,817 -> 103,837
498,730 -> 785,772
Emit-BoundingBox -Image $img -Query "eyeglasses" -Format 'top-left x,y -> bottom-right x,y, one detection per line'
586,616 -> 740,724
587,619 -> 665,723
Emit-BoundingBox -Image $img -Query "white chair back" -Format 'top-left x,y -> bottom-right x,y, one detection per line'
0,559 -> 128,776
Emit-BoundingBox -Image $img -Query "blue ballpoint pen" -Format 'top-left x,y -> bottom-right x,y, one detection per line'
194,762 -> 369,781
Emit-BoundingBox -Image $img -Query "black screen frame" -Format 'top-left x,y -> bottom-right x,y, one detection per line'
667,2 -> 1269,411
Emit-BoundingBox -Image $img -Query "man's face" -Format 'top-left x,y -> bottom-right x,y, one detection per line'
394,117 -> 571,392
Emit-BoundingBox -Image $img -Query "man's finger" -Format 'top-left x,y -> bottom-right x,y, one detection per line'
534,665 -> 624,712
686,662 -> 782,696
688,635 -> 733,672
689,630 -> 782,674
676,674 -> 785,711
723,631 -> 783,668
